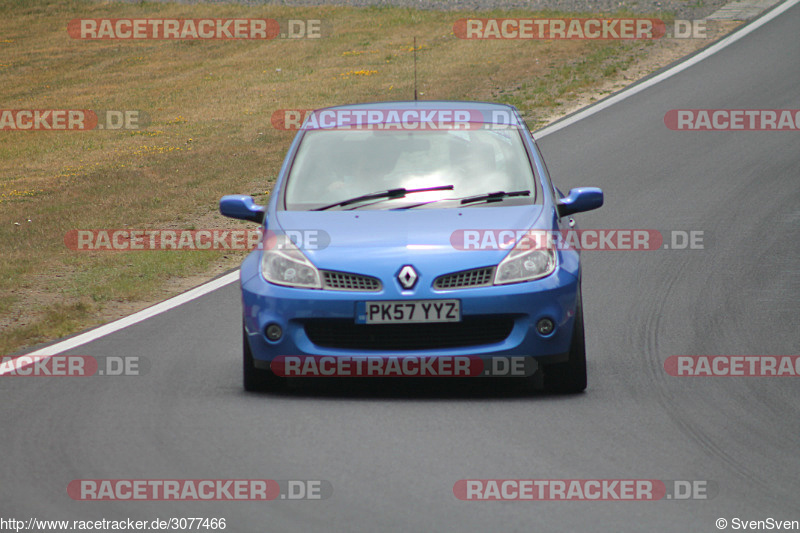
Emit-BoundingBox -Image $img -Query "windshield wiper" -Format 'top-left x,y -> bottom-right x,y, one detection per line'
458,190 -> 531,205
396,189 -> 533,210
312,185 -> 454,211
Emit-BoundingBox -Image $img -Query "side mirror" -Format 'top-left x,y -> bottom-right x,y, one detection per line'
557,187 -> 603,218
219,195 -> 265,224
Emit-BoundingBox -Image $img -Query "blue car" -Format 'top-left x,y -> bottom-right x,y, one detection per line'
220,101 -> 602,393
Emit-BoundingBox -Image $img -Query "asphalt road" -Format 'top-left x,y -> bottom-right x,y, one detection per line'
2,3 -> 799,531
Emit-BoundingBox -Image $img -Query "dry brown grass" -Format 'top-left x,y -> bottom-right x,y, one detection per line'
0,0 -> 728,353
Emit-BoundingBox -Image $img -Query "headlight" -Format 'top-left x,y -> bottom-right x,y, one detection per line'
494,231 -> 556,285
261,234 -> 322,289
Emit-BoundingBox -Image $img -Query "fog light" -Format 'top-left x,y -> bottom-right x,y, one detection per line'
265,323 -> 283,341
536,318 -> 555,336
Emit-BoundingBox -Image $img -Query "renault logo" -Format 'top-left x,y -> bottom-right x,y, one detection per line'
397,265 -> 418,289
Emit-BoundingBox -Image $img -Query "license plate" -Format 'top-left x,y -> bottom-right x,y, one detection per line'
356,300 -> 461,324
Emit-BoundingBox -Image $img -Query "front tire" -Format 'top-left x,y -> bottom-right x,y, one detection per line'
543,288 -> 587,393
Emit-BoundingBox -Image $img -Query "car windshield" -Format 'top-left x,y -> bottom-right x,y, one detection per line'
283,127 -> 538,210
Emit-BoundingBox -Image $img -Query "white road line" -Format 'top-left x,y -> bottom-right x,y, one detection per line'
535,0 -> 800,138
0,271 -> 239,374
5,0 -> 798,370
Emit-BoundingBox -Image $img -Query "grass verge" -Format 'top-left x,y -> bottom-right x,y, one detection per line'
0,0 -> 737,353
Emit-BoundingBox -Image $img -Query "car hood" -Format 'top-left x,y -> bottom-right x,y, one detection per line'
272,205 -> 547,273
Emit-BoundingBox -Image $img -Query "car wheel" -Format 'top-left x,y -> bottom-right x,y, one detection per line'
243,325 -> 285,392
543,288 -> 587,393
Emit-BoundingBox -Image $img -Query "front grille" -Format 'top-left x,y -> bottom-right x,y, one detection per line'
434,267 -> 495,290
304,316 -> 514,350
322,270 -> 382,292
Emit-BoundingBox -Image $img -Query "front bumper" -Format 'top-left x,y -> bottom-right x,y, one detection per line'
241,254 -> 580,368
